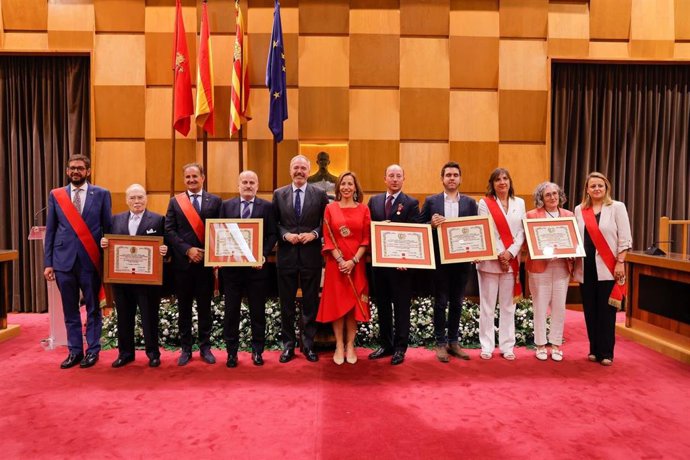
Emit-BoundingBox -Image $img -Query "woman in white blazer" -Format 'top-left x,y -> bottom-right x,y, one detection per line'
477,168 -> 526,360
573,172 -> 632,366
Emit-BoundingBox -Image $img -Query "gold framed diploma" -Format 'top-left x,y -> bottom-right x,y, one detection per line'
103,235 -> 164,285
204,219 -> 264,267
437,215 -> 498,264
523,217 -> 585,260
371,222 -> 435,269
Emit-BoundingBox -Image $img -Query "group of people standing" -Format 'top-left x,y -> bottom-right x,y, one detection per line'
43,153 -> 631,370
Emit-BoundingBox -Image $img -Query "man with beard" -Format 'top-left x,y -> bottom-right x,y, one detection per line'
273,155 -> 329,363
44,154 -> 112,369
165,163 -> 221,366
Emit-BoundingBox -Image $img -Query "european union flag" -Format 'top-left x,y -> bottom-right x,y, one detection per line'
266,0 -> 287,143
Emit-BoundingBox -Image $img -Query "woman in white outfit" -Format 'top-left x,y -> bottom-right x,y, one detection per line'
476,168 -> 525,360
524,182 -> 573,362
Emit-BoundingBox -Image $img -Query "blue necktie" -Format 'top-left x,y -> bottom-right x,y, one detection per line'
192,194 -> 201,214
294,189 -> 302,220
241,201 -> 251,219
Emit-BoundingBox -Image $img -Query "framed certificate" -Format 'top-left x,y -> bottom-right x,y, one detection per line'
523,217 -> 585,259
103,234 -> 164,285
437,215 -> 498,264
204,219 -> 264,267
371,222 -> 435,269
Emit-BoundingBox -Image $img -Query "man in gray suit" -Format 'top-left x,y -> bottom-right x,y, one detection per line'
273,155 -> 329,363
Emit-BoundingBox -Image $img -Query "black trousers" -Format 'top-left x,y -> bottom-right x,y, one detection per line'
113,284 -> 161,359
580,271 -> 617,360
372,267 -> 413,352
174,264 -> 214,351
432,262 -> 471,345
221,267 -> 267,354
277,267 -> 321,351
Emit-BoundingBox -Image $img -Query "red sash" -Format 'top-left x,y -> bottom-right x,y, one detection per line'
175,192 -> 205,243
485,196 -> 522,300
52,187 -> 107,306
328,203 -> 359,258
582,207 -> 626,309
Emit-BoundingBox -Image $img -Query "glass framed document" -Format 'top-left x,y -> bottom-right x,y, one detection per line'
103,234 -> 164,285
204,219 -> 264,267
371,222 -> 435,269
437,215 -> 498,264
523,217 -> 585,260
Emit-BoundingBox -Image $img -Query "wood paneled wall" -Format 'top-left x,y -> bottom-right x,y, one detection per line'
2,0 -> 689,214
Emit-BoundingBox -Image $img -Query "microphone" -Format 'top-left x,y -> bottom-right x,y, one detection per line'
644,240 -> 672,256
34,205 -> 48,226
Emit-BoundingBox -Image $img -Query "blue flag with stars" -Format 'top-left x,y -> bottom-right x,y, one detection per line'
266,0 -> 287,142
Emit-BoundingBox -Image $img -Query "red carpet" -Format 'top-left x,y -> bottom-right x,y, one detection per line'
1,311 -> 689,459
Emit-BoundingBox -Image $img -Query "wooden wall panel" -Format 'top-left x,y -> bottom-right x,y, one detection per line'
348,140 -> 400,191
629,0 -> 675,58
246,2 -> 299,34
47,3 -> 94,32
246,140 -> 276,191
449,141 -> 499,193
94,0 -> 145,33
211,35 -> 233,86
298,36 -> 349,87
205,141 -> 240,194
147,193 -> 172,217
47,32 -> 93,51
2,0 -> 48,31
246,88 -> 299,141
146,32 -> 197,86
498,143 -> 548,196
94,141 -> 146,193
94,35 -> 146,85
450,0 -> 499,37
94,86 -> 146,139
201,0 -> 234,35
676,0 -> 690,40
590,0 -> 631,40
675,43 -> 690,59
498,90 -> 547,142
449,90 -> 498,142
588,41 -> 630,59
2,33 -> 48,50
298,88 -> 348,140
400,88 -> 449,141
350,34 -> 400,87
349,89 -> 400,140
548,2 -> 589,39
499,0 -> 547,39
400,142 -> 449,195
145,139 -> 196,193
248,33 -> 298,86
400,38 -> 449,89
400,0 -> 449,37
349,8 -> 400,35
499,40 -> 547,91
299,0 -> 349,35
450,37 -> 499,89
145,88 -> 173,140
274,140 -> 302,186
548,39 -> 589,58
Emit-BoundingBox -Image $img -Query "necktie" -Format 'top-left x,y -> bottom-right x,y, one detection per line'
129,214 -> 140,236
241,201 -> 251,219
294,189 -> 302,220
72,188 -> 82,214
192,194 -> 201,213
385,195 -> 394,219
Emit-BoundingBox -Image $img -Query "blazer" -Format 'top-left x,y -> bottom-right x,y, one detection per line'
164,190 -> 222,270
476,196 -> 526,274
420,192 -> 478,264
111,209 -> 165,238
573,200 -> 632,282
44,183 -> 112,272
368,191 -> 421,224
523,207 -> 575,274
219,197 -> 278,259
272,183 -> 329,269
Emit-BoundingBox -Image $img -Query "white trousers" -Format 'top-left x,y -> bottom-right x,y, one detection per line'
528,261 -> 569,347
477,270 -> 516,354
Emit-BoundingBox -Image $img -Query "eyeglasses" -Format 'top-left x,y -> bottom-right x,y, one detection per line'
68,166 -> 87,171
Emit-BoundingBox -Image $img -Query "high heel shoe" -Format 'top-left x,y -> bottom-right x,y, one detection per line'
346,346 -> 357,364
333,347 -> 344,365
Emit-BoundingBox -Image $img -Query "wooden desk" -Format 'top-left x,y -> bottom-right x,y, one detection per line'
620,250 -> 690,363
0,250 -> 19,329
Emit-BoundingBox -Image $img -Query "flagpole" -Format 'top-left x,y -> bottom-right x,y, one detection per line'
203,131 -> 208,190
272,138 -> 278,190
170,6 -> 179,198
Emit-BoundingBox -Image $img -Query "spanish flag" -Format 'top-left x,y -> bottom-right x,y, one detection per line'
230,0 -> 251,136
195,1 -> 215,135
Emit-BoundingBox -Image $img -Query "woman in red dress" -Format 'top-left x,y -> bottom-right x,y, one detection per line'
317,171 -> 371,365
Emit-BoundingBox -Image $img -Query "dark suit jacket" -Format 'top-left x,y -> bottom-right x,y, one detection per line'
420,192 -> 478,264
219,197 -> 278,259
44,183 -> 112,272
368,191 -> 421,224
272,183 -> 328,269
111,209 -> 165,238
164,191 -> 221,270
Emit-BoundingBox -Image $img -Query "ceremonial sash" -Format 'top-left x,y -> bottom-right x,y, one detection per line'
484,196 -> 522,300
175,192 -> 205,243
52,187 -> 107,306
328,203 -> 359,258
582,207 -> 626,309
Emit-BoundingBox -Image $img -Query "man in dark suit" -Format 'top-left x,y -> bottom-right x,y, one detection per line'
220,171 -> 278,368
101,184 -> 168,368
44,154 -> 112,369
165,163 -> 221,366
273,154 -> 329,363
420,161 -> 478,363
368,164 -> 420,365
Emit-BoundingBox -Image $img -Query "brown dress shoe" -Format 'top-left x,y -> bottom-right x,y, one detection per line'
447,343 -> 470,360
435,345 -> 450,363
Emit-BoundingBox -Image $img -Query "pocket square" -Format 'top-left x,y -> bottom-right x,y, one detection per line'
146,229 -> 156,234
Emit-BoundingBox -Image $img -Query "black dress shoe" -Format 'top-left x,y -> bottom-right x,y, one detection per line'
149,357 -> 161,368
60,352 -> 84,369
200,348 -> 216,364
304,348 -> 319,362
226,354 -> 238,368
279,348 -> 295,363
368,347 -> 394,360
391,351 -> 405,365
252,352 -> 264,366
111,356 -> 134,368
80,352 -> 99,368
178,350 -> 192,366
